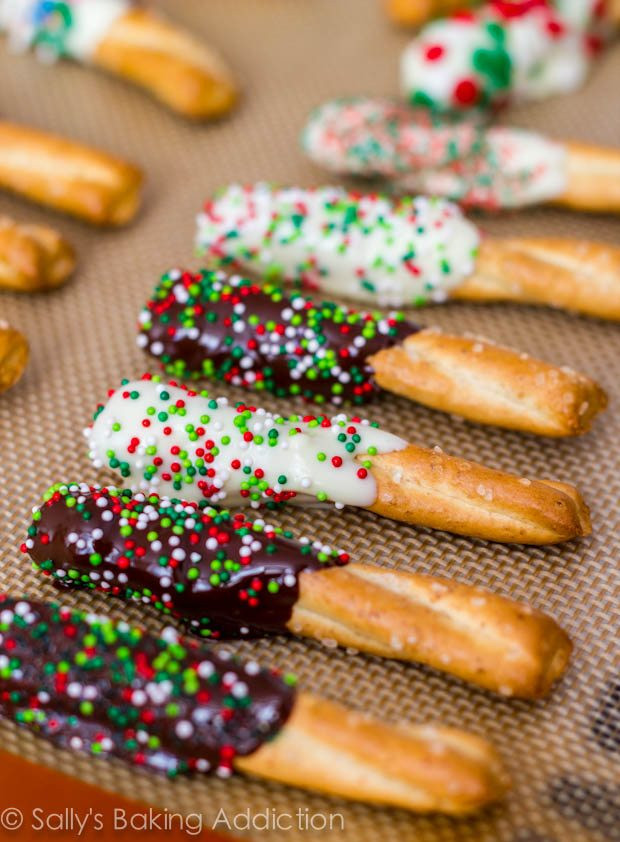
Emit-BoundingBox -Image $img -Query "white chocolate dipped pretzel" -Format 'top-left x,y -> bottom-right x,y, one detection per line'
196,184 -> 620,320
302,97 -> 620,213
87,376 -> 591,544
400,0 -> 616,112
0,0 -> 237,118
197,184 -> 480,307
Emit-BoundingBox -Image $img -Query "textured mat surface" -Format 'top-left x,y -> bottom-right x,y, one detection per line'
0,1 -> 619,840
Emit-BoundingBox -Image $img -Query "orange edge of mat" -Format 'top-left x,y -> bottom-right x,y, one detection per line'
0,747 -> 239,840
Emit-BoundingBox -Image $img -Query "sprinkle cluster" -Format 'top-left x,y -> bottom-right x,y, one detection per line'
195,184 -> 480,307
302,97 -> 483,176
0,0 -> 75,57
138,269 -> 417,406
401,0 -> 612,113
0,0 -> 128,60
87,375 -> 405,508
302,97 -> 568,210
26,483 -> 349,638
0,594 -> 295,778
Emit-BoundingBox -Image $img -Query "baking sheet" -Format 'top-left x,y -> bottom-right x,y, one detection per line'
0,1 -> 619,840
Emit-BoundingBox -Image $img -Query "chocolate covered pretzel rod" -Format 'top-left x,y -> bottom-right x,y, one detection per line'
401,0 -> 617,113
138,269 -> 607,437
0,121 -> 143,225
196,184 -> 620,321
0,0 -> 237,119
86,375 -> 590,544
302,98 -> 620,214
27,483 -> 573,698
0,594 -> 509,813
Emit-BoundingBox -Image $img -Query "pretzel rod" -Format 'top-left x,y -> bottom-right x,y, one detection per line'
86,376 -> 590,544
0,1 -> 237,119
0,321 -> 28,393
91,7 -> 237,119
0,594 -> 509,814
0,121 -> 143,225
369,330 -> 607,437
238,692 -> 509,814
386,0 -> 478,27
196,184 -> 620,320
0,216 -> 75,292
302,98 -> 620,214
456,238 -> 620,321
293,565 -> 571,697
140,270 -> 606,436
28,484 -> 572,696
554,141 -> 620,214
366,445 -> 590,544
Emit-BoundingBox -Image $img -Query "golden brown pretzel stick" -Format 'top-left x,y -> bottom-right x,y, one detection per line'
368,329 -> 607,437
554,142 -> 620,214
239,693 -> 509,814
0,216 -> 75,292
0,121 -> 143,226
290,564 -> 571,698
454,238 -> 620,321
385,0 -> 478,27
610,0 -> 620,25
0,321 -> 28,393
366,445 -> 590,544
92,7 -> 237,119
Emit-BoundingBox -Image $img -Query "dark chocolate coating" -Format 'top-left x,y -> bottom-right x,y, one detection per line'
0,595 -> 295,777
139,270 -> 417,405
27,484 -> 348,639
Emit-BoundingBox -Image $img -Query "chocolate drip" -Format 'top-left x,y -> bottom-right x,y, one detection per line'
27,484 -> 349,638
0,595 -> 295,778
138,270 -> 417,405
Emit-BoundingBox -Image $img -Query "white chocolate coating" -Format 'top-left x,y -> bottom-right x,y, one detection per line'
196,184 -> 480,307
400,1 -> 605,112
86,378 -> 406,509
0,0 -> 128,61
302,98 -> 568,209
400,127 -> 567,208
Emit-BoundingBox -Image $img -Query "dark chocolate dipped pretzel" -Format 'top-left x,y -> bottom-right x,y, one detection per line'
0,593 -> 292,778
0,593 -> 509,813
138,268 -> 415,405
137,269 -> 606,437
26,484 -> 572,698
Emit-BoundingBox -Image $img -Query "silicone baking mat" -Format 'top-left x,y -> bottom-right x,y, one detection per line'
1,1 -> 619,840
